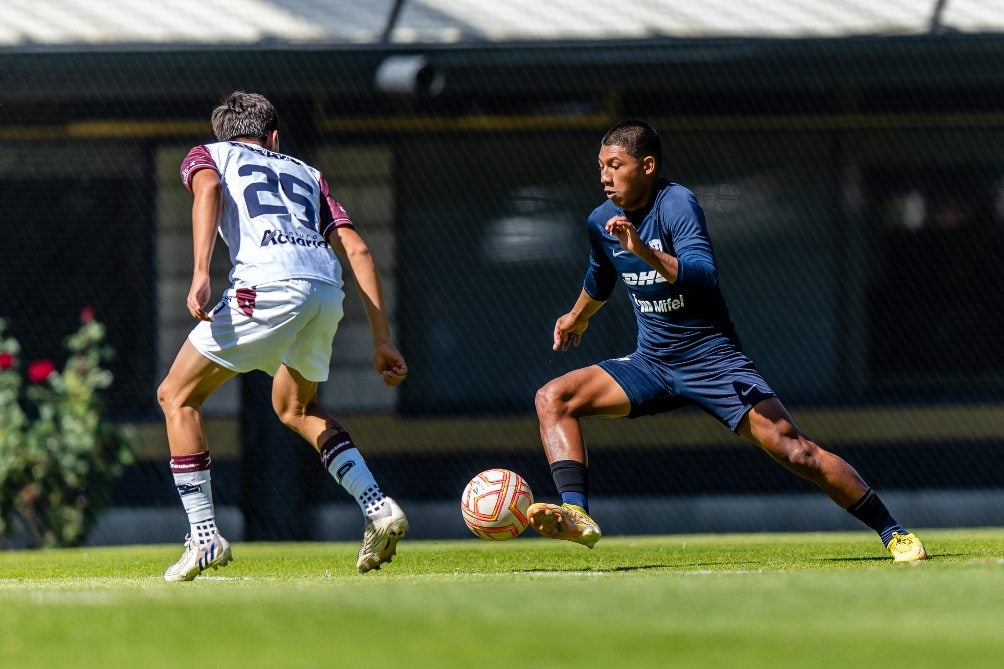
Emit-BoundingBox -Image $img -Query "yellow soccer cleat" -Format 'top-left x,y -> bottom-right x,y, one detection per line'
886,531 -> 927,562
527,502 -> 602,548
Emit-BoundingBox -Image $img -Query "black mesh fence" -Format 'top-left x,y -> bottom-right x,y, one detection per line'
1,36 -> 1003,545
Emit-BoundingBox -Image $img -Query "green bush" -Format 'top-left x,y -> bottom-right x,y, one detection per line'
0,309 -> 135,548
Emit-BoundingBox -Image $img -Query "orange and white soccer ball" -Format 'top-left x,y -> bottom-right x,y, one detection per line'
460,468 -> 534,541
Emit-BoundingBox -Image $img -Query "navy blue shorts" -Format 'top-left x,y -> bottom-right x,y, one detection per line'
598,346 -> 777,431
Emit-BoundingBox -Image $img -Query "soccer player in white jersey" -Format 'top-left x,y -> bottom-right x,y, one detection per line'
157,92 -> 409,581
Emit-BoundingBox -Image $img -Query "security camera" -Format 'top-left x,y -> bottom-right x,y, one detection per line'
375,55 -> 444,97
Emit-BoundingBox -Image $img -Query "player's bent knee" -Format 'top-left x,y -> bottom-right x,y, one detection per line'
156,379 -> 178,412
273,406 -> 297,429
777,437 -> 823,471
272,399 -> 309,430
535,382 -> 573,419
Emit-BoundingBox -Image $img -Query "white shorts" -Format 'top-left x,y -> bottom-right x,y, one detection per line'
188,279 -> 344,382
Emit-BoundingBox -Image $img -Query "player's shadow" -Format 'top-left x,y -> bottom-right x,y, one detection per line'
823,553 -> 946,563
519,555 -> 942,572
518,564 -> 673,573
598,564 -> 676,572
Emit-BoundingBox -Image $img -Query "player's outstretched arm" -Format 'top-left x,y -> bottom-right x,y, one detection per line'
328,226 -> 408,387
187,169 -> 222,321
554,290 -> 606,352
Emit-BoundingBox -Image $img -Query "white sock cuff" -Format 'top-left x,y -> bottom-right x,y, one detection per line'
173,469 -> 211,485
326,447 -> 385,515
173,469 -> 215,524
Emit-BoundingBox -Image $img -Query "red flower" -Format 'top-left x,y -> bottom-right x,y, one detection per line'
80,305 -> 96,324
0,352 -> 14,370
27,360 -> 57,384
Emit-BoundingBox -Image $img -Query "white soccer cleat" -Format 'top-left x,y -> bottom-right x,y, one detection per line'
357,497 -> 409,574
164,532 -> 233,582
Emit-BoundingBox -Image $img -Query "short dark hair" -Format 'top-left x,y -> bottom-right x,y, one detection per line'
211,91 -> 279,142
601,120 -> 661,169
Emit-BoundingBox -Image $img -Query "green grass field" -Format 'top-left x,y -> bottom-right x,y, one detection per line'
2,528 -> 1003,669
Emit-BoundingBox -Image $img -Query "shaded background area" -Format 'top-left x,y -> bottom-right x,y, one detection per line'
1,0 -> 1003,543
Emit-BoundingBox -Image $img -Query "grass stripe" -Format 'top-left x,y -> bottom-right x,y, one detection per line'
2,528 -> 1002,669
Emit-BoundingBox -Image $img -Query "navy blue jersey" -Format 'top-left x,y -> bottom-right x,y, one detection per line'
582,179 -> 739,360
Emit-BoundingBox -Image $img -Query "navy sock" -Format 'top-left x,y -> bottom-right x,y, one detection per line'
550,460 -> 589,513
561,491 -> 589,511
846,488 -> 905,545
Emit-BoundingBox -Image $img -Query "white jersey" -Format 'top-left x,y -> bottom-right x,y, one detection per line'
180,141 -> 351,288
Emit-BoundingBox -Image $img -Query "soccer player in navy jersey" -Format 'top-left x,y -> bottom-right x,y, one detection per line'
526,120 -> 926,562
157,92 -> 409,580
